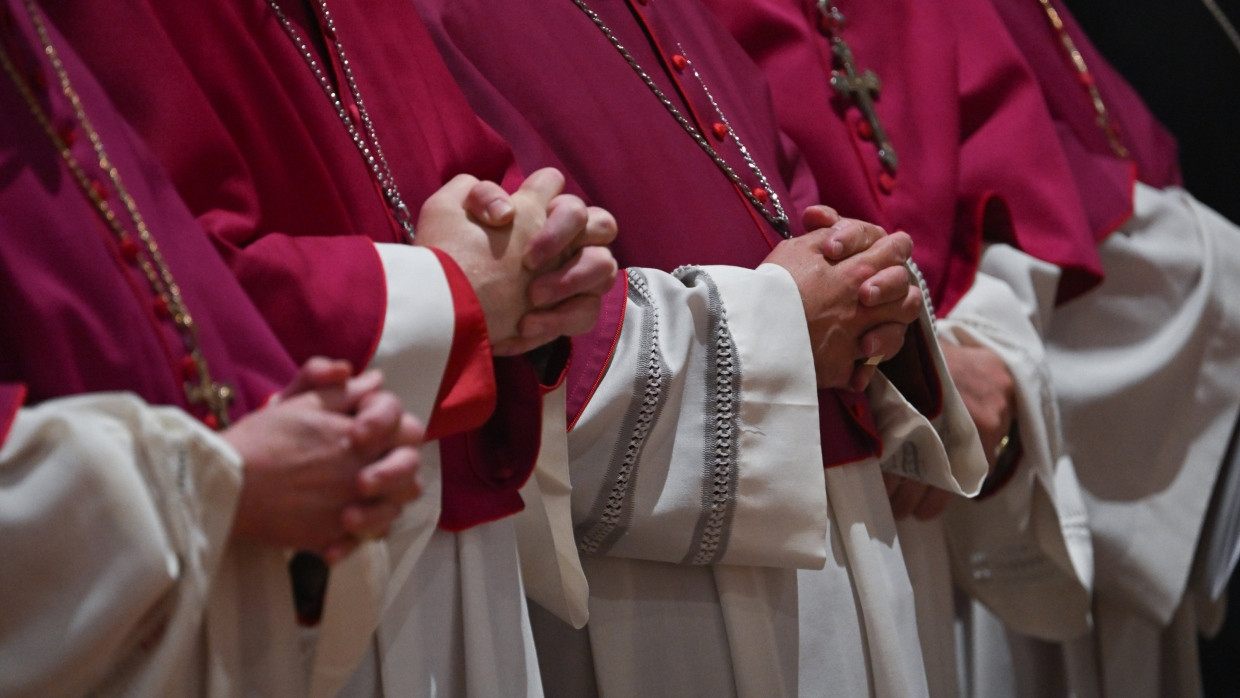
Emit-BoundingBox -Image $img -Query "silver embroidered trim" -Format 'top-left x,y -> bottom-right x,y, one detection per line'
907,259 -> 936,325
576,269 -> 671,555
674,267 -> 742,565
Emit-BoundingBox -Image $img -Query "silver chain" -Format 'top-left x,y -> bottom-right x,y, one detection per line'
1201,0 -> 1240,58
569,0 -> 792,238
679,44 -> 790,233
264,0 -> 416,241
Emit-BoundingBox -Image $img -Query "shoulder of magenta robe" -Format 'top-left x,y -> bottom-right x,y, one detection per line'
704,0 -> 1102,310
989,0 -> 1182,240
41,0 -> 520,370
42,0 -> 550,529
0,3 -> 293,422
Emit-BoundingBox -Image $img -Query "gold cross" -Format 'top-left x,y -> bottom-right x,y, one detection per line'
185,372 -> 235,428
818,2 -> 899,173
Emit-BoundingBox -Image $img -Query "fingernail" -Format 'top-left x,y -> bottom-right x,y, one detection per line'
486,199 -> 514,223
829,239 -> 844,257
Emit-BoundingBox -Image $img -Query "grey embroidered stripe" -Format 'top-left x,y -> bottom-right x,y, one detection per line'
674,267 -> 741,565
576,269 -> 672,556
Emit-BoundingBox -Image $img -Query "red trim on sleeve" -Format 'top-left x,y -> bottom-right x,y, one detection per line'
819,389 -> 883,468
880,325 -> 944,421
0,384 -> 27,447
438,356 -> 542,531
424,248 -> 497,441
566,273 -> 629,432
536,337 -> 572,394
1097,161 -> 1140,242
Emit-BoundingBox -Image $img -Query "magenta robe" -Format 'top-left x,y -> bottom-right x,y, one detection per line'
704,0 -> 1104,311
0,2 -> 293,424
44,0 -> 549,529
989,0 -> 1183,240
416,0 -> 926,464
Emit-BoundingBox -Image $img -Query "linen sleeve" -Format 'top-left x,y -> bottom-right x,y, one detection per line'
563,263 -> 828,570
938,245 -> 1094,641
0,392 -> 243,696
370,243 -> 496,439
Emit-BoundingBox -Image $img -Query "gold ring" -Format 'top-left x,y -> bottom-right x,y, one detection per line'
864,354 -> 884,366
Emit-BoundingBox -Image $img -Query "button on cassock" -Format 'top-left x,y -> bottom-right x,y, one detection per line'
878,172 -> 897,194
89,179 -> 110,201
180,354 -> 199,381
711,122 -> 729,140
119,236 -> 141,262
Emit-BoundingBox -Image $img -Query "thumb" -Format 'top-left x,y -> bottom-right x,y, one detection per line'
514,167 -> 567,208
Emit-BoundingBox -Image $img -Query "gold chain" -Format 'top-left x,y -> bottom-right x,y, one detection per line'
1036,0 -> 1129,158
1,0 -> 234,427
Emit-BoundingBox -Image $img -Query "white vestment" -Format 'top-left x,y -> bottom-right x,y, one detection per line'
0,394 -> 306,697
932,246 -> 1097,698
324,244 -> 545,697
1044,184 -> 1240,697
956,184 -> 1240,698
522,262 -> 987,697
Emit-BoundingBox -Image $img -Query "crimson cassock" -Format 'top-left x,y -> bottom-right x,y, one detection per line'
415,0 -> 988,696
0,1 -> 307,693
44,0 -> 557,695
702,1 -> 1113,694
990,0 -> 1240,695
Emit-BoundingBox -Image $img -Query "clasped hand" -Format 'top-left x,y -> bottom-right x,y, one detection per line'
225,358 -> 424,565
764,205 -> 923,392
416,168 -> 619,356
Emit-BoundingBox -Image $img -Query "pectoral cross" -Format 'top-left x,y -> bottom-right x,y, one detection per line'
185,371 -> 235,429
817,1 -> 899,173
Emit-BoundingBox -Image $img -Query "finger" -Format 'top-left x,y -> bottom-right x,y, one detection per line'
801,204 -> 841,232
276,357 -> 353,402
851,230 -> 914,273
913,487 -> 953,521
323,369 -> 386,414
529,246 -> 619,307
350,390 -> 405,458
888,477 -> 927,520
519,293 -> 605,341
582,206 -> 618,247
847,363 -> 878,393
859,264 -> 914,307
882,472 -> 903,497
464,179 -> 516,227
525,193 -> 589,271
515,167 -> 568,208
341,500 -> 402,540
824,218 -> 888,260
436,172 -> 484,201
357,445 -> 422,503
280,369 -> 385,414
321,537 -> 359,567
396,412 -> 425,448
856,322 -> 909,364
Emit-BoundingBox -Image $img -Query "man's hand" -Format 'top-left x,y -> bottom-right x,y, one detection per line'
416,169 -> 618,356
498,170 -> 618,354
883,472 -> 953,521
227,362 -> 424,564
883,343 -> 1018,521
764,215 -> 921,391
940,342 -> 1016,471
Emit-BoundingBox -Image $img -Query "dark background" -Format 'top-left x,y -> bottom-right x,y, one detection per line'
1066,1 -> 1240,693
